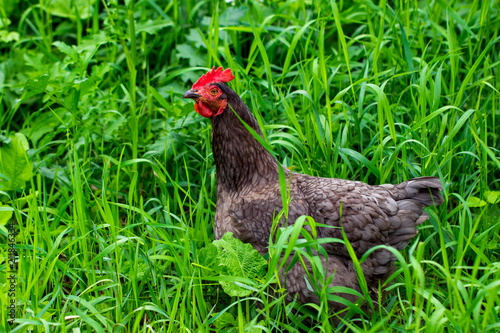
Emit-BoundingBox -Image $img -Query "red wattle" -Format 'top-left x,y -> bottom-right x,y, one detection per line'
194,102 -> 214,118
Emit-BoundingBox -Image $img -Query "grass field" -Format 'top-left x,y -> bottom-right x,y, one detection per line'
1,0 -> 499,331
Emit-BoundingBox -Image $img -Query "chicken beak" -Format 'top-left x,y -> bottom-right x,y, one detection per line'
183,89 -> 202,100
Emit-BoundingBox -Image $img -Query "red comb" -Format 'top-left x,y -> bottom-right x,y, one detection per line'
192,66 -> 235,89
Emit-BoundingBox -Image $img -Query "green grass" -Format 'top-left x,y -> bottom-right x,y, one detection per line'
1,0 -> 500,331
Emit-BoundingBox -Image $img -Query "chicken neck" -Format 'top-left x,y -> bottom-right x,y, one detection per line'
210,93 -> 281,192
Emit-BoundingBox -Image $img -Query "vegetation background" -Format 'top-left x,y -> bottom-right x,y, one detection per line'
0,0 -> 499,331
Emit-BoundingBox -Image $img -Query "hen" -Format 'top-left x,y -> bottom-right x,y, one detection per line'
183,67 -> 443,309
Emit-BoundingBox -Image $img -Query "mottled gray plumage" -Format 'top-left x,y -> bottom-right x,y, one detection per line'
207,82 -> 443,308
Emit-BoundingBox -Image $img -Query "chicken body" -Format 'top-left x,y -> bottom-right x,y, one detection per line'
215,171 -> 442,306
184,74 -> 443,308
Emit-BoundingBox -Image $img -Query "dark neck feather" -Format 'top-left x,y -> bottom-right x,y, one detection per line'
210,85 -> 279,191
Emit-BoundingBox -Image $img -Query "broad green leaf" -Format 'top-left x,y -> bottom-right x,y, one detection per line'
247,320 -> 266,333
212,233 -> 267,297
0,18 -> 11,29
212,311 -> 237,329
45,0 -> 97,20
219,7 -> 245,26
0,30 -> 19,43
102,116 -> 126,141
198,243 -> 219,277
185,29 -> 206,49
467,196 -> 487,208
135,19 -> 173,35
22,74 -> 49,100
0,204 -> 13,227
76,32 -> 109,53
484,191 -> 500,204
53,41 -> 78,60
0,134 -> 11,144
176,44 -> 205,67
0,133 -> 33,191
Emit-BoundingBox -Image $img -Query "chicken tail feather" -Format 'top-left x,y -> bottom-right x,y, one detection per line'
397,176 -> 444,206
387,177 -> 444,250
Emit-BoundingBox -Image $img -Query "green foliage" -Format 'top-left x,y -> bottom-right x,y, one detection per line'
0,133 -> 33,191
0,204 -> 13,229
45,0 -> 97,19
0,0 -> 499,332
0,18 -> 18,43
214,313 -> 265,333
485,191 -> 500,204
200,232 -> 267,297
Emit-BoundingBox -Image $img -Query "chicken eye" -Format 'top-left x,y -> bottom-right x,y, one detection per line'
210,88 -> 218,95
